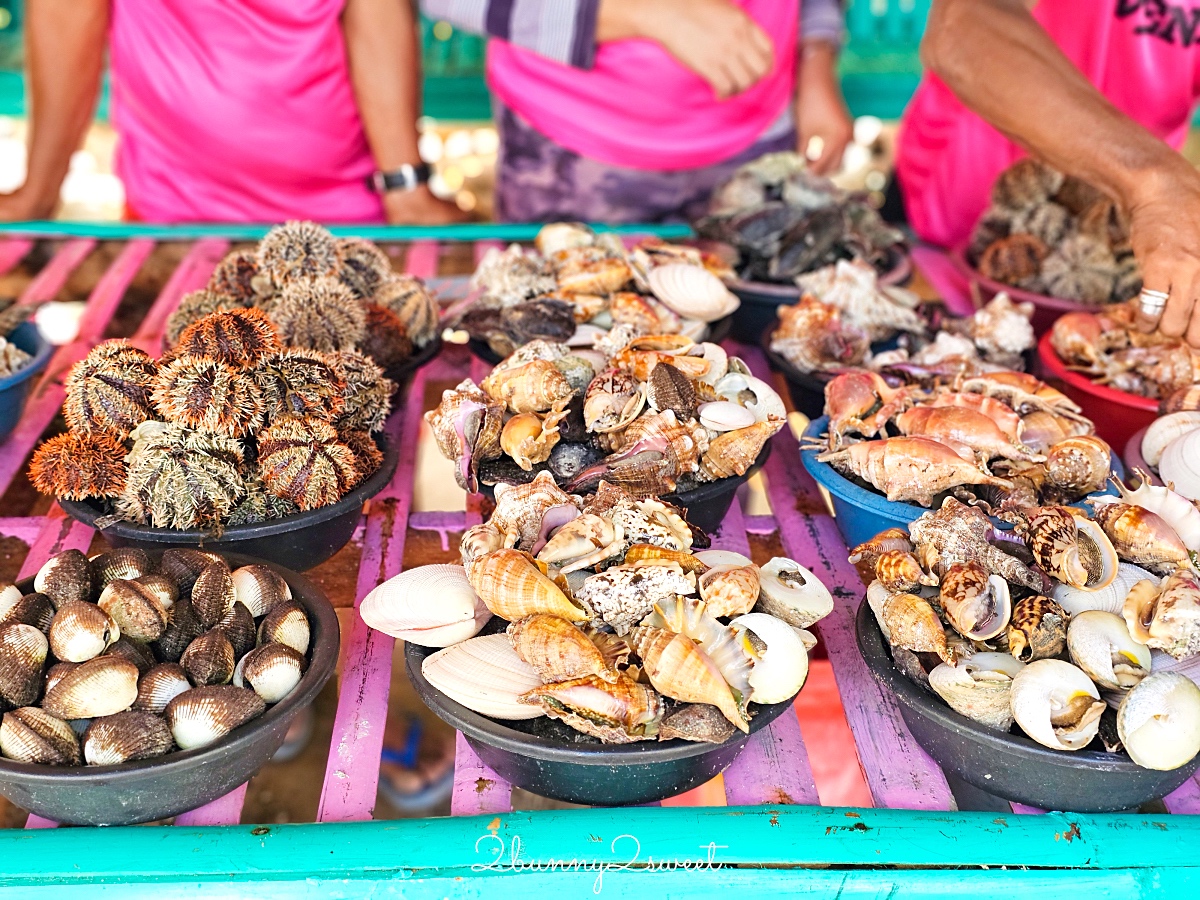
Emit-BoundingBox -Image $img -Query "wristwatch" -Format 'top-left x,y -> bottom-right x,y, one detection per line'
368,163 -> 432,194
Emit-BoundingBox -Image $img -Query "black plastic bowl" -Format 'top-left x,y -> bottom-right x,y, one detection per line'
855,598 -> 1200,811
383,333 -> 441,398
59,436 -> 398,572
0,551 -> 339,826
405,635 -> 791,806
0,321 -> 53,444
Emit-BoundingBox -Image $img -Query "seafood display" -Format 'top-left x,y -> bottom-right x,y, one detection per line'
364,480 -> 832,744
0,298 -> 37,379
695,152 -> 907,284
968,160 -> 1140,305
424,334 -> 784,493
859,495 -> 1200,770
0,549 -> 312,766
458,223 -> 738,359
30,298 -> 392,530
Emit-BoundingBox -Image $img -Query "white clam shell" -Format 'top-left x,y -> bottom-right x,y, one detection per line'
928,652 -> 1025,731
694,550 -> 753,568
1117,672 -> 1200,770
1052,562 -> 1155,617
1010,659 -> 1104,751
731,612 -> 809,704
756,558 -> 833,629
1142,412 -> 1200,469
678,318 -> 708,342
713,372 -> 785,423
0,585 -> 21,619
695,342 -> 729,386
648,263 -> 740,323
1066,610 -> 1151,692
1158,429 -> 1200,502
421,633 -> 544,720
359,564 -> 492,648
535,222 -> 593,257
698,401 -> 757,432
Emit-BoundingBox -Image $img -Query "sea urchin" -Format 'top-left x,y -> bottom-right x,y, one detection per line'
256,221 -> 341,287
375,275 -> 439,348
336,237 -> 392,301
152,356 -> 266,437
63,340 -> 158,438
257,416 -> 358,511
207,249 -> 269,304
326,350 -> 394,433
268,278 -> 367,352
174,307 -> 281,367
252,350 -> 347,421
30,430 -> 127,500
165,290 -> 245,350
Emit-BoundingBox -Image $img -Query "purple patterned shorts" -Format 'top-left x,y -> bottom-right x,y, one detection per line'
493,102 -> 796,224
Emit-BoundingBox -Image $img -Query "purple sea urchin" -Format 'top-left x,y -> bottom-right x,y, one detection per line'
175,307 -> 281,367
152,356 -> 266,437
268,278 -> 366,352
338,429 -> 383,484
63,341 -> 158,438
375,275 -> 439,348
336,238 -> 392,301
257,417 -> 358,511
207,250 -> 268,304
326,350 -> 394,432
256,221 -> 341,287
358,303 -> 413,370
252,350 -> 347,421
165,290 -> 245,350
29,430 -> 128,500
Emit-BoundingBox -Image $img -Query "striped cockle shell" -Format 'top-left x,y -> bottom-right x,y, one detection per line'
152,597 -> 205,663
159,549 -> 225,598
360,564 -> 491,648
190,564 -> 236,629
165,684 -> 266,750
215,602 -> 257,661
102,635 -> 157,674
133,663 -> 192,714
49,601 -> 119,663
422,633 -> 544,720
0,593 -> 55,634
44,662 -> 77,694
42,656 -> 139,720
230,565 -> 291,618
34,550 -> 92,607
132,574 -> 179,612
91,548 -> 153,594
98,579 -> 170,643
181,630 -> 236,686
234,642 -> 304,703
258,601 -> 311,655
83,710 -> 174,766
0,623 -> 47,708
0,707 -> 81,765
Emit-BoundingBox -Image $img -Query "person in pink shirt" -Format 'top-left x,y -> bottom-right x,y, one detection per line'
902,0 -> 1200,345
0,0 -> 463,224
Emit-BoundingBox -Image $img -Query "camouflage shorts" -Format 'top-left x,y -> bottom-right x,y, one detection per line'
493,102 -> 796,224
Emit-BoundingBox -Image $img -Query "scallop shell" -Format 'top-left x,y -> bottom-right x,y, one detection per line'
0,707 -> 81,765
190,564 -> 236,628
83,710 -> 174,766
159,549 -> 226,597
629,626 -> 749,732
1,592 -> 55,634
216,602 -> 257,661
165,684 -> 266,750
698,401 -> 756,433
42,656 -> 139,720
91,548 -> 153,593
133,663 -> 192,714
730,612 -> 809,704
755,558 -> 834,629
468,549 -> 590,623
1052,562 -> 1155,617
181,630 -> 236,686
360,564 -> 491,648
257,601 -> 311,655
1007,595 -> 1068,661
882,593 -> 953,663
1142,412 -> 1200,469
422,632 -> 544,720
928,653 -> 1025,731
34,550 -> 93,607
1067,610 -> 1151,692
1010,658 -> 1104,751
647,264 -> 739,323
698,564 -> 760,618
48,602 -> 119,664
1159,429 -> 1200,502
234,642 -> 304,703
1117,672 -> 1200,770
98,580 -> 170,643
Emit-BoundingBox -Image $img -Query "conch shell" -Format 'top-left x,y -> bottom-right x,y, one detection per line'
424,379 -> 503,492
507,613 -> 624,683
640,596 -> 756,700
1124,570 -> 1200,659
500,408 -> 568,471
360,564 -> 491,648
536,514 -> 624,574
481,359 -> 574,415
881,593 -> 952,663
467,549 -> 590,623
697,420 -> 781,482
630,625 -> 749,732
698,564 -> 760,618
490,471 -> 581,554
1092,502 -> 1193,574
519,673 -> 664,743
875,550 -> 934,594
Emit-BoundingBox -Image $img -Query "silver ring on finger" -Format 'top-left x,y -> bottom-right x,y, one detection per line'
1139,287 -> 1170,317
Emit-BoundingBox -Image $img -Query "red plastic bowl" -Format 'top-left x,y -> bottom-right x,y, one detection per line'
1037,331 -> 1157,451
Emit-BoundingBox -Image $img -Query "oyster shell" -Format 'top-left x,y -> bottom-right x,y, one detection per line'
422,632 -> 544,720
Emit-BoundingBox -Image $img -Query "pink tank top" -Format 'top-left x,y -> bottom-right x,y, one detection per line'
109,0 -> 382,223
896,0 -> 1200,248
486,1 -> 798,172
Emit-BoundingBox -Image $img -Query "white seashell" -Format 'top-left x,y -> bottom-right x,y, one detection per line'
698,401 -> 756,432
731,612 -> 809,704
1117,672 -> 1200,770
360,564 -> 492,648
694,550 -> 752,569
795,628 -> 818,652
694,342 -> 728,386
648,263 -> 740,323
1158,430 -> 1200,502
1010,659 -> 1105,751
422,633 -> 544,720
0,585 -> 21,620
678,318 -> 708,342
535,222 -> 593,257
568,324 -> 609,348
1066,611 -> 1152,692
1052,562 -> 1155,617
35,301 -> 87,346
1142,412 -> 1200,469
570,348 -> 608,372
866,580 -> 892,642
756,558 -> 833,629
713,372 -> 786,423
1096,478 -> 1200,553
928,652 -> 1025,731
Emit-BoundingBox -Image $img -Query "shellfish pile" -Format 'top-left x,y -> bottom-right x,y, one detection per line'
0,548 -> 312,767
814,367 -> 1110,509
968,159 -> 1141,305
425,333 -> 784,494
694,152 -> 907,284
858,497 -> 1200,769
30,299 -> 392,529
458,223 -> 739,359
0,298 -> 36,379
361,478 -> 832,744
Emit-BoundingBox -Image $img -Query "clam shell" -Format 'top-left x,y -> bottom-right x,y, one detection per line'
647,264 -> 739,323
34,550 -> 92,607
756,558 -> 833,629
215,602 -> 257,660
181,630 -> 236,686
927,653 -> 1024,731
698,401 -> 756,432
1053,562 -> 1155,617
1067,610 -> 1151,692
1159,429 -> 1200,502
422,632 -> 544,720
1117,672 -> 1200,770
91,548 -> 152,593
694,550 -> 752,568
257,601 -> 310,655
1142,412 -> 1200,469
152,597 -> 206,663
190,564 -> 236,628
0,622 -> 47,708
42,656 -> 139,720
102,635 -> 157,674
165,684 -> 266,750
468,549 -> 589,623
0,584 -> 20,620
49,601 -> 119,663
98,579 -> 170,642
159,549 -> 226,597
360,564 -> 491,648
0,593 -> 55,634
731,612 -> 809,704
0,707 -> 81,765
83,710 -> 174,765
132,574 -> 179,611
234,642 -> 304,703
44,661 -> 77,694
134,663 -> 192,714
1010,658 -> 1104,751
698,565 -> 760,618
230,565 -> 291,618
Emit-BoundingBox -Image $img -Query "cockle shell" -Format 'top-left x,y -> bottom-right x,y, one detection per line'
0,707 -> 81,765
1010,658 -> 1105,751
730,612 -> 809,704
1096,473 -> 1200,553
234,642 -> 304,703
647,263 -> 739,323
481,359 -> 574,415
641,596 -> 756,699
159,549 -> 225,597
44,661 -> 79,692
698,565 -> 760,618
360,564 -> 491,648
469,549 -> 590,623
0,622 -> 47,708
153,597 -> 205,663
133,575 -> 179,612
216,603 -> 257,659
1053,562 -> 1156,617
1124,570 -> 1200,659
230,565 -> 291,618
940,562 -> 1011,641
520,673 -> 665,743
191,564 -> 236,629
0,593 -> 55,634
42,656 -> 139,720
1142,412 -> 1200,469
423,633 -> 544,720
698,401 -> 756,432
1067,611 -> 1151,692
1117,672 -> 1200,770
134,663 -> 192,714
576,563 -> 694,635
92,548 -> 153,593
34,550 -> 92,608
1007,595 -> 1067,661
1092,502 -> 1192,574
103,635 -> 157,674
83,710 -> 174,766
258,601 -> 311,655
630,626 -> 749,732
928,652 -> 1025,731
508,614 -> 623,684
181,630 -> 236,686
166,685 -> 266,750
755,558 -> 834,629
98,580 -> 169,643
1159,429 -> 1200,502
881,593 -> 952,663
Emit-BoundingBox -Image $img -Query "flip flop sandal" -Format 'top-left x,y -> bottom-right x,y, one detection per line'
377,716 -> 455,813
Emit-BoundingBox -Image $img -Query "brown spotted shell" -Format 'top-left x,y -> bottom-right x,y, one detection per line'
648,363 -> 697,421
256,416 -> 358,511
83,710 -> 174,766
1006,595 -> 1067,661
875,550 -> 926,594
63,341 -> 158,438
0,707 -> 81,765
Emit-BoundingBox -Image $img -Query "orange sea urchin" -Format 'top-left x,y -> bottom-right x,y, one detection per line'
63,340 -> 158,438
165,290 -> 245,350
174,307 -> 281,367
268,278 -> 366,353
257,416 -> 358,511
152,356 -> 266,437
338,428 -> 383,485
30,430 -> 127,500
252,350 -> 346,421
256,221 -> 341,288
207,249 -> 268,305
358,303 -> 413,370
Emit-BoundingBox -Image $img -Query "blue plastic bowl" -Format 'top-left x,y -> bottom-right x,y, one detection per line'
0,321 -> 53,445
800,416 -> 1125,550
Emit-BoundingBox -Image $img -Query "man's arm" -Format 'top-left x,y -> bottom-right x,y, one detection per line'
0,0 -> 108,221
923,0 -> 1200,344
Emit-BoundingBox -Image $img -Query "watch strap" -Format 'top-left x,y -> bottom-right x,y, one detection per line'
369,163 -> 432,193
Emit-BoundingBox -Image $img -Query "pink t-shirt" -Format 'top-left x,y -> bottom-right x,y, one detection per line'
109,0 -> 382,223
486,0 -> 799,172
896,0 -> 1200,249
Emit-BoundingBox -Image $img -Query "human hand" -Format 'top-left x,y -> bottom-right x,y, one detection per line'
795,41 -> 853,176
383,186 -> 471,225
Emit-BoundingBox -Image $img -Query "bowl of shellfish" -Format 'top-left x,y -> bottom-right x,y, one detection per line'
363,480 -> 833,806
0,547 -> 337,826
852,499 -> 1200,811
1124,416 -> 1200,523
456,223 -> 739,364
425,334 -> 783,535
0,318 -> 53,445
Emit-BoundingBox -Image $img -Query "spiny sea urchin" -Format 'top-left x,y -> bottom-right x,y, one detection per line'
358,303 -> 413,371
30,430 -> 127,500
375,275 -> 439,348
152,356 -> 266,437
207,249 -> 269,304
257,416 -> 358,511
174,307 -> 281,367
252,350 -> 347,421
337,238 -> 392,301
165,290 -> 246,350
257,221 -> 341,287
338,429 -> 383,485
115,424 -> 246,531
226,475 -> 300,526
268,278 -> 366,352
326,350 -> 394,433
64,340 -> 158,437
